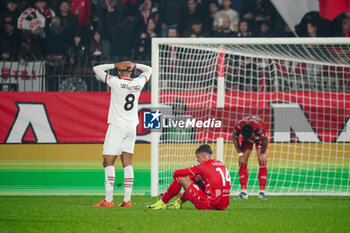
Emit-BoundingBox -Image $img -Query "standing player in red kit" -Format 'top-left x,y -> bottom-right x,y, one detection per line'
232,115 -> 269,200
148,144 -> 231,210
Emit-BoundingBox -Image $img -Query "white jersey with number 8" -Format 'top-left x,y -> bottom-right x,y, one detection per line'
93,63 -> 152,127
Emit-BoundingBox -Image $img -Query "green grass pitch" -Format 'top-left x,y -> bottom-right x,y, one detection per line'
0,196 -> 349,233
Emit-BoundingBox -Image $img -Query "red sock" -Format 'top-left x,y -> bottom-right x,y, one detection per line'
179,191 -> 187,203
161,178 -> 182,203
258,165 -> 268,191
239,164 -> 248,190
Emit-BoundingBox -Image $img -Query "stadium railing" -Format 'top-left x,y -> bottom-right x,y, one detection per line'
1,56 -> 349,93
0,58 -> 151,92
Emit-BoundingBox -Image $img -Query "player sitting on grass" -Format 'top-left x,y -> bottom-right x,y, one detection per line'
92,61 -> 152,207
232,115 -> 269,200
148,144 -> 231,210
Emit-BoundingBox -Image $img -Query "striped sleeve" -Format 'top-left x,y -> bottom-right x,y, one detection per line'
93,64 -> 114,83
136,63 -> 152,84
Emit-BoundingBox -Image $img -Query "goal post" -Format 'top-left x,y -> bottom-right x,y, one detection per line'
151,37 -> 350,196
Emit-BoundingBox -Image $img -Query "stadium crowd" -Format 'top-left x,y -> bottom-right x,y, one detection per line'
1,0 -> 350,64
1,0 -> 350,92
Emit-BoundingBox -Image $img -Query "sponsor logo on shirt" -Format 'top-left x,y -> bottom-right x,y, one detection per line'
223,189 -> 230,193
120,83 -> 141,91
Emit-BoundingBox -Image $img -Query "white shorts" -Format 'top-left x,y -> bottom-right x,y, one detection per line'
103,124 -> 136,156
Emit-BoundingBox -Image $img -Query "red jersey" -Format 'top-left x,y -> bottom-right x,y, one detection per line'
173,159 -> 231,209
232,115 -> 267,143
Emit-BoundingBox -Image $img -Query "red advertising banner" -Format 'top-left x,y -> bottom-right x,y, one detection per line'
160,92 -> 350,143
0,92 -> 349,143
0,92 -> 150,143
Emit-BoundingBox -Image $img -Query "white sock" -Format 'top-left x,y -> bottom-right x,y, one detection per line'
104,166 -> 115,203
241,189 -> 247,194
123,165 -> 134,202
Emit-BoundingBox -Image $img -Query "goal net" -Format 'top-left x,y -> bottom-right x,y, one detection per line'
151,38 -> 350,196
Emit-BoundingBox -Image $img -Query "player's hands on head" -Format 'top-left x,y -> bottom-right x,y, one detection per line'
115,61 -> 136,72
123,61 -> 136,71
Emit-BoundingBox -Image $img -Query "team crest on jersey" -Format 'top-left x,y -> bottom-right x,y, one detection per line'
143,111 -> 161,129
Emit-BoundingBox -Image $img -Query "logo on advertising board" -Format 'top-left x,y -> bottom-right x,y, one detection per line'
143,110 -> 162,129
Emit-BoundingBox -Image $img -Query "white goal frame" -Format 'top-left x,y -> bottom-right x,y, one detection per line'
151,37 -> 350,197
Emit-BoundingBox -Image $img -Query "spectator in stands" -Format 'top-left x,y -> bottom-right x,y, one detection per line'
43,16 -> 71,90
159,0 -> 186,37
237,57 -> 259,91
237,19 -> 255,37
99,0 -> 134,61
69,0 -> 92,43
161,27 -> 180,88
242,0 -> 275,32
178,0 -> 206,36
61,31 -> 89,92
214,15 -> 237,37
331,10 -> 350,36
120,0 -> 144,18
133,0 -> 153,34
213,0 -> 239,33
295,11 -> 330,37
134,17 -> 158,60
18,29 -> 44,64
90,30 -> 111,63
43,17 -> 71,59
69,0 -> 91,27
98,0 -> 126,38
184,19 -> 210,37
334,17 -> 350,37
257,21 -> 274,37
0,0 -> 20,27
57,1 -> 80,49
0,22 -> 20,61
281,24 -> 294,37
303,21 -> 319,37
45,0 -> 60,12
33,0 -> 55,19
67,33 -> 88,68
208,1 -> 219,35
91,0 -> 105,30
167,27 -> 179,38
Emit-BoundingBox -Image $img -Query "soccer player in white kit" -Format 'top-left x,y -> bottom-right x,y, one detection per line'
92,61 -> 152,207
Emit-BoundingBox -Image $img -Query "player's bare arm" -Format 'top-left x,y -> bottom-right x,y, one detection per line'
232,135 -> 242,154
260,136 -> 269,154
232,135 -> 249,166
93,63 -> 114,82
257,136 -> 269,165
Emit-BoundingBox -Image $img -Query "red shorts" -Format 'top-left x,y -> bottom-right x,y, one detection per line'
240,139 -> 270,151
183,183 -> 216,210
